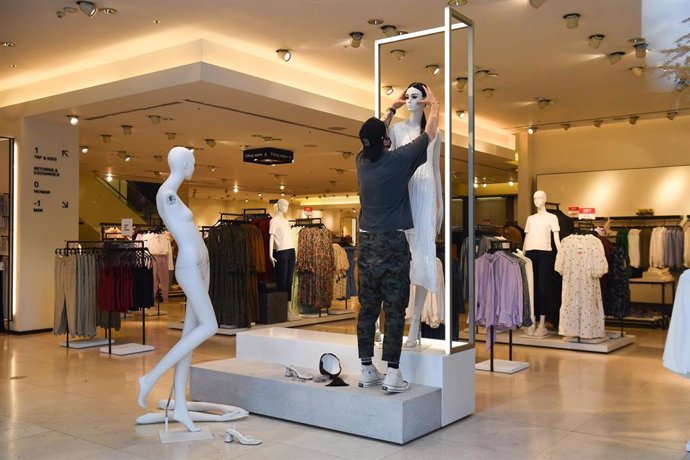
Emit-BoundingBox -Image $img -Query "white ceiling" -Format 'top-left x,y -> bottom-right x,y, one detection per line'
1,0 -> 688,199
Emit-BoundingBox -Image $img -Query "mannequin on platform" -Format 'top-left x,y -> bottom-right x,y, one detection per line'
388,82 -> 442,349
137,147 -> 219,432
269,199 -> 295,300
523,190 -> 561,337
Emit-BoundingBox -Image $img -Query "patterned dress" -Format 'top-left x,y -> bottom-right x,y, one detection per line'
555,235 -> 609,338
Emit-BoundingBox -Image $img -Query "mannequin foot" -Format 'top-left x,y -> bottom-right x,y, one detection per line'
137,375 -> 151,408
527,325 -> 536,336
173,406 -> 201,432
403,338 -> 417,348
534,325 -> 548,337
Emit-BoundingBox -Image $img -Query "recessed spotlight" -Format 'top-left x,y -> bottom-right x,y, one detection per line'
1,42 -> 15,48
153,19 -> 160,24
563,13 -> 581,29
593,119 -> 603,128
536,98 -> 552,109
561,123 -> 571,131
456,77 -> 468,91
383,85 -> 394,95
166,132 -> 176,140
276,49 -> 291,62
208,166 -> 216,172
98,7 -> 117,15
63,6 -> 77,14
153,155 -> 162,162
121,125 -> 132,135
527,127 -> 537,135
80,146 -> 89,154
101,134 -> 111,143
456,110 -> 465,119
667,111 -> 678,120
76,1 -> 97,17
588,34 -> 605,49
367,19 -> 384,25
205,139 -> 216,148
608,52 -> 625,65
482,88 -> 495,98
148,115 -> 161,125
349,32 -> 364,48
629,116 -> 639,125
68,115 -> 79,126
634,43 -> 647,58
390,49 -> 406,62
476,69 -> 490,80
381,25 -> 397,37
629,66 -> 644,77
529,0 -> 546,7
9,64 -> 18,68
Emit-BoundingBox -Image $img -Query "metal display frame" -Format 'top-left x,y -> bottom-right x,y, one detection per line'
374,7 -> 475,355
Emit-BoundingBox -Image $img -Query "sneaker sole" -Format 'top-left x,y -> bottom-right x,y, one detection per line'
358,379 -> 383,388
382,383 -> 409,393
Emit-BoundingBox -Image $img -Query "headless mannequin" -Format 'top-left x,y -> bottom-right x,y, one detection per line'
137,147 -> 219,432
524,190 -> 561,337
392,84 -> 442,349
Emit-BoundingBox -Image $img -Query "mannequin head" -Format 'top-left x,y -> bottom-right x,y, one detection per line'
405,82 -> 428,131
273,198 -> 289,216
167,147 -> 195,180
533,190 -> 547,210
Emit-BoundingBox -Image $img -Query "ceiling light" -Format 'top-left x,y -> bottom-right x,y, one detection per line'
383,85 -> 394,95
482,88 -> 495,98
258,193 -> 263,198
397,30 -> 408,35
80,146 -> 88,154
124,154 -> 132,162
561,123 -> 571,131
77,1 -> 97,17
205,139 -> 216,148
448,0 -> 467,5
121,124 -> 132,135
57,10 -> 66,18
426,65 -> 441,76
456,77 -> 468,91
529,0 -> 546,8
473,182 -> 479,189
1,42 -> 16,47
276,49 -> 291,62
166,132 -> 176,140
368,19 -> 384,25
281,193 -> 285,197
667,111 -> 678,120
381,25 -> 397,37
98,7 -> 117,14
105,173 -> 113,182
482,180 -> 487,188
563,13 -> 580,29
508,179 -> 514,187
629,66 -> 644,77
390,49 -> 406,62
527,127 -> 537,135
101,134 -> 111,143
629,115 -> 639,125
148,114 -> 161,125
634,43 -> 647,58
153,19 -> 160,24
280,184 -> 285,190
208,166 -> 216,172
154,155 -> 162,162
456,110 -> 466,119
153,171 -> 161,177
68,115 -> 79,126
233,185 -> 239,193
536,98 -> 552,109
349,32 -> 364,48
588,34 -> 605,49
476,69 -> 490,81
607,52 -> 625,65
593,119 -> 603,128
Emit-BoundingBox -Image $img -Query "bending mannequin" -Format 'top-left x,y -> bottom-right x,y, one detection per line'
137,147 -> 219,432
390,82 -> 442,348
523,190 -> 561,337
269,199 -> 296,299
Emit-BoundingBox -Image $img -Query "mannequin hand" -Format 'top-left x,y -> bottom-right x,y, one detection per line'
420,85 -> 439,107
270,257 -> 276,267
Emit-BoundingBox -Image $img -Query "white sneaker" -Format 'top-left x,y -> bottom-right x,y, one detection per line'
381,368 -> 409,393
358,364 -> 384,388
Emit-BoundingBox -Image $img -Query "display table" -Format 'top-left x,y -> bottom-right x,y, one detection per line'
629,278 -> 676,328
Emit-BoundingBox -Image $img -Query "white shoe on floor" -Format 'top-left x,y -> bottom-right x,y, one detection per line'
381,368 -> 409,393
358,364 -> 384,388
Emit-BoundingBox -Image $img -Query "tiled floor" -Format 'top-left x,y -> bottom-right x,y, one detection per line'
1,301 -> 689,459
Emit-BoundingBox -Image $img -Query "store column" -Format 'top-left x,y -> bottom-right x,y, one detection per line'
12,118 -> 78,332
516,132 -> 535,225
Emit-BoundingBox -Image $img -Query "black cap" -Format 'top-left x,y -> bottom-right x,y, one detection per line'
359,117 -> 386,155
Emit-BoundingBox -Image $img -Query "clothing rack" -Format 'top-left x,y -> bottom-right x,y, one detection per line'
56,240 -> 152,354
608,215 -> 683,228
545,202 -> 560,211
291,218 -> 323,227
488,240 -> 514,372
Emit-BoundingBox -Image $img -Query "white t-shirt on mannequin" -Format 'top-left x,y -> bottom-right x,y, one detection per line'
524,212 -> 560,251
269,216 -> 294,251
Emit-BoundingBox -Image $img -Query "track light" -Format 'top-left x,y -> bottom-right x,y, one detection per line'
456,77 -> 468,91
381,25 -> 397,37
77,1 -> 97,17
482,88 -> 495,98
529,0 -> 545,8
508,179 -> 514,187
80,146 -> 89,154
426,65 -> 441,76
473,177 -> 479,188
482,179 -> 487,188
208,166 -> 216,172
561,123 -> 571,131
607,52 -> 625,65
349,32 -> 363,48
536,98 -> 552,109
153,171 -> 161,177
667,111 -> 678,120
121,124 -> 132,135
629,116 -> 639,125
105,173 -> 113,182
124,154 -> 132,162
593,119 -> 603,128
233,185 -> 239,193
101,134 -> 111,143
166,132 -> 176,140
588,34 -> 605,49
456,110 -> 465,119
448,0 -> 467,6
527,127 -> 537,135
390,49 -> 406,62
68,115 -> 79,126
563,13 -> 580,29
148,115 -> 161,125
383,85 -> 394,95
629,66 -> 644,77
276,49 -> 291,62
205,139 -> 216,148
280,184 -> 285,190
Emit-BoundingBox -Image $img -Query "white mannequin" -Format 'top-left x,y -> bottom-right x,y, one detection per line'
390,83 -> 442,349
137,147 -> 219,432
269,199 -> 293,265
523,190 -> 561,337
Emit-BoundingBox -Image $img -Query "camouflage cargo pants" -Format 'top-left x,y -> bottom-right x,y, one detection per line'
357,231 -> 411,364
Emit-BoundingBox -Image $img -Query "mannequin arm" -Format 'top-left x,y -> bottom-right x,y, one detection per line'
433,132 -> 443,234
269,234 -> 276,266
553,231 -> 562,252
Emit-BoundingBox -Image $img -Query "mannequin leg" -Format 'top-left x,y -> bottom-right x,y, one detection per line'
534,315 -> 547,336
403,286 -> 427,348
138,265 -> 218,414
170,304 -> 198,431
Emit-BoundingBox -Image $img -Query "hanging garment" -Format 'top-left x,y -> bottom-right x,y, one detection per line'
684,226 -> 690,268
253,217 -> 274,282
420,258 -> 445,328
639,228 -> 652,269
603,245 -> 631,318
389,122 -> 441,292
296,227 -> 334,312
663,269 -> 690,375
343,245 -> 357,298
53,255 -> 77,336
289,226 -> 302,320
627,228 -> 641,268
332,243 -> 350,301
556,235 -> 608,339
649,226 -> 667,268
514,250 -> 535,326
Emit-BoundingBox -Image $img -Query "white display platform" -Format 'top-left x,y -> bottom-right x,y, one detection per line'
59,338 -> 113,349
168,311 -> 357,337
462,329 -> 636,353
99,343 -> 155,355
475,359 -> 529,374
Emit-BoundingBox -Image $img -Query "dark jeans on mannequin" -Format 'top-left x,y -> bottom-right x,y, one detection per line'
274,248 -> 296,300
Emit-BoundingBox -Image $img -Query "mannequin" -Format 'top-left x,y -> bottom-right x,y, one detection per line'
388,82 -> 442,348
137,147 -> 219,432
269,199 -> 295,299
523,190 -> 561,337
